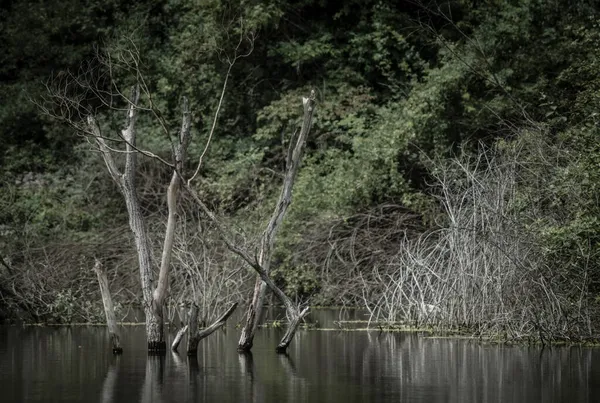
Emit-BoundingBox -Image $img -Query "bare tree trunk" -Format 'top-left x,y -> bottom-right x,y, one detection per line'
276,310 -> 308,353
237,91 -> 316,352
238,278 -> 268,351
185,304 -> 199,354
88,89 -> 192,353
184,92 -> 316,353
187,302 -> 238,355
171,325 -> 189,352
93,259 -> 122,354
121,176 -> 163,351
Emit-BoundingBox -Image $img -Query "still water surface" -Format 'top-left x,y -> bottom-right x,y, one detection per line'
1,310 -> 599,402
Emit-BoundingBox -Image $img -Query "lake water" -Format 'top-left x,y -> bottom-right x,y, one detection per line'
1,309 -> 599,402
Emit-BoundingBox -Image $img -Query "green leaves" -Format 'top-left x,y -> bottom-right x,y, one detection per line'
273,33 -> 340,71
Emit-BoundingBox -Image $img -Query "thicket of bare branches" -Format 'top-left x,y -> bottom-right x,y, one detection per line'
167,211 -> 253,327
0,229 -> 139,323
358,137 -> 594,341
287,204 -> 423,307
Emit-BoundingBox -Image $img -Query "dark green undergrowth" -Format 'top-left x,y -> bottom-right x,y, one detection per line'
1,0 -> 599,341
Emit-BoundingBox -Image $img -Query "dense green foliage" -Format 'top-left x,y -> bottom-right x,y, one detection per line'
1,0 -> 598,334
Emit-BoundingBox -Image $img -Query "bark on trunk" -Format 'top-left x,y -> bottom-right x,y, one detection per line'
275,306 -> 310,353
238,91 -> 316,352
238,279 -> 267,352
185,304 -> 200,354
93,259 -> 122,354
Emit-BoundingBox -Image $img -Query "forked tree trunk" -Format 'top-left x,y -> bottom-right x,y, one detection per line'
93,259 -> 122,354
88,88 -> 192,353
171,302 -> 238,355
185,91 -> 316,353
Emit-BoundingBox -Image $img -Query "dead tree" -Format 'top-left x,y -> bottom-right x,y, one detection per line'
86,90 -> 192,352
238,92 -> 315,351
183,91 -> 316,353
40,43 -> 194,350
39,26 -> 254,350
93,258 -> 122,354
171,302 -> 238,355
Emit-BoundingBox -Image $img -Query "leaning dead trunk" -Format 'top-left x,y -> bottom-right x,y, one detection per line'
93,259 -> 122,354
171,325 -> 189,352
238,91 -> 316,352
253,264 -> 310,353
184,91 -> 316,353
238,270 -> 268,351
276,311 -> 308,353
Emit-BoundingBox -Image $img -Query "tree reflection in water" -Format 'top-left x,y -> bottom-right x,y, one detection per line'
2,326 -> 599,403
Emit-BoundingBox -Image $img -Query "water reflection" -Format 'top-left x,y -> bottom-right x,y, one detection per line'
1,324 -> 599,403
238,352 -> 262,402
100,357 -> 119,403
140,355 -> 165,403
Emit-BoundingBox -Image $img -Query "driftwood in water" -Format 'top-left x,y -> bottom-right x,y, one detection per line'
187,302 -> 238,355
170,302 -> 238,355
93,259 -> 122,354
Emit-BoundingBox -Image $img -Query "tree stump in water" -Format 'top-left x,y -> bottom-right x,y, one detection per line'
93,259 -> 122,355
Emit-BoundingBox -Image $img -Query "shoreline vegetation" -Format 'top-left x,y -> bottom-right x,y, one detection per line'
2,0 -> 599,348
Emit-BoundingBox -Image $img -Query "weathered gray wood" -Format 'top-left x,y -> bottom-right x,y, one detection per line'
238,91 -> 316,352
238,279 -> 267,352
275,306 -> 310,353
183,91 -> 316,353
87,89 -> 192,353
187,302 -> 238,355
156,98 -> 192,309
119,86 -> 164,351
93,259 -> 122,354
185,304 -> 199,354
171,325 -> 188,352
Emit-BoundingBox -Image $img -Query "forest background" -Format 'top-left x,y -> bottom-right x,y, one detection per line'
1,0 -> 599,342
